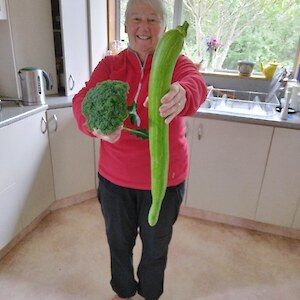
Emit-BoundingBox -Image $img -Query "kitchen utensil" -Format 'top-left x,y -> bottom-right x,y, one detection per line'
18,67 -> 52,105
237,61 -> 254,77
260,61 -> 282,79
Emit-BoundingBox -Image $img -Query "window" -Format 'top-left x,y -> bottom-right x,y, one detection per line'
112,0 -> 300,76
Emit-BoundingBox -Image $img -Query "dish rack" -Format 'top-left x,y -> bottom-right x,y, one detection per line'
206,88 -> 280,116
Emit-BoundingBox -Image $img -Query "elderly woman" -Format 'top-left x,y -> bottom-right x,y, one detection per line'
72,0 -> 207,299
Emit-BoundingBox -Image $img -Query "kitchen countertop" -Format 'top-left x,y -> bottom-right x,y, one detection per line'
197,107 -> 300,130
0,95 -> 72,128
45,94 -> 74,109
0,102 -> 48,128
1,94 -> 300,130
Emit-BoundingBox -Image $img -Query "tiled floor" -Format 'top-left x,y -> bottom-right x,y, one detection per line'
0,198 -> 300,300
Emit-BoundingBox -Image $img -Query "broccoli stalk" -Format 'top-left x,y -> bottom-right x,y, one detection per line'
82,80 -> 149,140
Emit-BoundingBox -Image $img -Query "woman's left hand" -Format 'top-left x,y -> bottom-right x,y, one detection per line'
159,82 -> 186,124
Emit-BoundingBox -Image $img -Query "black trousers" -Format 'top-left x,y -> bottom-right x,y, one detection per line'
97,174 -> 184,300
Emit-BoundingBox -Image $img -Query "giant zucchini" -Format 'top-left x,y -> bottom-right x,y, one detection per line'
148,21 -> 189,226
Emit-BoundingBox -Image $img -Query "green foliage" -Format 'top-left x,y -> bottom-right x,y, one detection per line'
82,80 -> 149,140
82,80 -> 129,134
180,0 -> 299,71
223,0 -> 300,71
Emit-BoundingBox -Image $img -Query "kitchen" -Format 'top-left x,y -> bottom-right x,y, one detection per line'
1,0 -> 300,299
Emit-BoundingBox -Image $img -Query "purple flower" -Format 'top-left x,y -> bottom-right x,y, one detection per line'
206,36 -> 223,52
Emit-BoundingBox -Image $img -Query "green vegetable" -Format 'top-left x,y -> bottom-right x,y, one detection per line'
148,21 -> 189,226
82,80 -> 148,139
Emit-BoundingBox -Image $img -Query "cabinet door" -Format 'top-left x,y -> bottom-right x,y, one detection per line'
0,0 -> 7,20
89,0 -> 108,70
186,118 -> 273,219
182,117 -> 194,205
17,112 -> 55,228
59,0 -> 90,95
0,184 -> 20,249
0,111 -> 55,249
0,123 -> 21,249
256,128 -> 300,228
47,107 -> 95,200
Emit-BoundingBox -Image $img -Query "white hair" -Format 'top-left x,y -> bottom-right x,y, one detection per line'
125,0 -> 167,26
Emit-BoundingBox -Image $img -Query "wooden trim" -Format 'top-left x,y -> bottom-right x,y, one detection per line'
0,209 -> 50,261
107,0 -> 116,50
50,189 -> 97,211
202,70 -> 269,81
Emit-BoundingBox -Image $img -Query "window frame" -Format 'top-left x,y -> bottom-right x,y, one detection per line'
108,0 -> 300,78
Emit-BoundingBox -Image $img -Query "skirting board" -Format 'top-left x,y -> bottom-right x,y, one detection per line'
0,189 -> 97,261
180,205 -> 300,240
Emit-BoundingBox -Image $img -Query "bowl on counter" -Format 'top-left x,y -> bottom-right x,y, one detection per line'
237,61 -> 255,77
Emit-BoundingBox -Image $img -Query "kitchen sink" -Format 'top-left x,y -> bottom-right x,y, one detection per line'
202,87 -> 280,117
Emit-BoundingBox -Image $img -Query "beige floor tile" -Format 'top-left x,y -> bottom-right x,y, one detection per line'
0,198 -> 300,300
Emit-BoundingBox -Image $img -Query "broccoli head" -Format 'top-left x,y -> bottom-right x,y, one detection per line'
82,80 -> 129,134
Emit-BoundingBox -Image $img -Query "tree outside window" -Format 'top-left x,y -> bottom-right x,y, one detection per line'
118,0 -> 300,74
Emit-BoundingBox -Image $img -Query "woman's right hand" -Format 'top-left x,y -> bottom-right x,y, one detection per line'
92,126 -> 123,143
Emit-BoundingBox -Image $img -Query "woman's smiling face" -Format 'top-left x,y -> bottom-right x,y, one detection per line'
125,2 -> 165,62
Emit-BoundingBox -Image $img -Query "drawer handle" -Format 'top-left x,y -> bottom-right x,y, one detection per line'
68,74 -> 75,91
52,114 -> 58,132
198,124 -> 203,140
41,116 -> 47,134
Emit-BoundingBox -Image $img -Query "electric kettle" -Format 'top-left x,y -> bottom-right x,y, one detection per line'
18,67 -> 52,105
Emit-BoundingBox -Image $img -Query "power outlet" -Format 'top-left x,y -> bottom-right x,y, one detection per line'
0,0 -> 7,20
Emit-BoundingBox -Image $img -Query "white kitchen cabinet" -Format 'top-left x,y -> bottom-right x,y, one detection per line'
293,201 -> 300,230
0,0 -> 7,19
186,118 -> 273,219
182,116 -> 195,205
0,184 -> 20,250
0,111 -> 55,249
47,107 -> 95,200
88,0 -> 108,71
17,112 -> 56,228
0,121 -> 21,249
256,127 -> 300,228
0,0 -> 57,97
51,0 -> 90,95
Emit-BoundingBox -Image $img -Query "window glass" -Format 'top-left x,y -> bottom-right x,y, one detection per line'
181,0 -> 300,73
117,0 -> 299,74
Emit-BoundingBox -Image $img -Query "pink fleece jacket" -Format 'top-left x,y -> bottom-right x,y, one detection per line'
72,48 -> 207,190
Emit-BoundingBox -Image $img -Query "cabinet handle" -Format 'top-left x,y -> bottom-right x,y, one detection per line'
48,114 -> 58,132
185,122 -> 189,138
41,116 -> 48,134
68,74 -> 75,91
52,114 -> 58,132
198,123 -> 203,140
